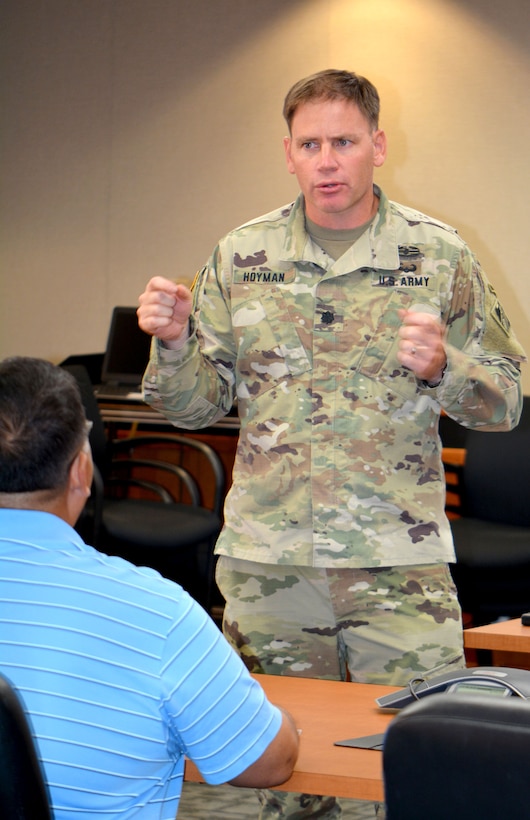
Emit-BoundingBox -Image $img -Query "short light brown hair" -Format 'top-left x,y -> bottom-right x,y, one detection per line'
283,69 -> 380,132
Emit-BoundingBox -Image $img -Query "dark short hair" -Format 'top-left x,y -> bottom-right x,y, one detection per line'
0,357 -> 87,493
283,69 -> 380,132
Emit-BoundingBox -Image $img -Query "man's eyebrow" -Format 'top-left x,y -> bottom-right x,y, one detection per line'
293,134 -> 318,143
294,132 -> 359,144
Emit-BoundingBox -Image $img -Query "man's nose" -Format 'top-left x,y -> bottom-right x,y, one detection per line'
318,144 -> 338,169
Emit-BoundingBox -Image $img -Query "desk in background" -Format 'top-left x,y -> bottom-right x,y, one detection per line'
185,675 -> 398,802
464,617 -> 530,670
97,399 -> 240,434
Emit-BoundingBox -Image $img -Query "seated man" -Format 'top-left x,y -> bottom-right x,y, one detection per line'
0,356 -> 298,819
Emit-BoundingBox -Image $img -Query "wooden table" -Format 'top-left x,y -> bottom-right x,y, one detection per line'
185,674 -> 399,801
464,617 -> 530,669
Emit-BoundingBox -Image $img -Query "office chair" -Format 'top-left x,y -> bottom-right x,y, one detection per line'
62,365 -> 225,613
446,395 -> 530,625
383,692 -> 530,820
438,412 -> 468,449
0,673 -> 54,819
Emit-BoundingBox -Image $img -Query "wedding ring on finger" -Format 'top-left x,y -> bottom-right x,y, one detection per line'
410,346 -> 417,355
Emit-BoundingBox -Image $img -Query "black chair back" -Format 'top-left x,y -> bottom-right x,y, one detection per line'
447,396 -> 530,623
0,674 -> 53,819
384,692 -> 530,820
460,395 -> 530,526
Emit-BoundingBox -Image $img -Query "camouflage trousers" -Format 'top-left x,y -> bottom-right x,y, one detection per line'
216,556 -> 465,819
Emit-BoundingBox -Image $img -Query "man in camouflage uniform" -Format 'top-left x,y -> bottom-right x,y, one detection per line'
138,70 -> 526,818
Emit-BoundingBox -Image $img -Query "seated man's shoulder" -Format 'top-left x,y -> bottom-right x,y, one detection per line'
62,541 -> 191,615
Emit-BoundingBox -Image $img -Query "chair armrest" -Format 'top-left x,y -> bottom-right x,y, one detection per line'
110,457 -> 201,505
106,477 -> 175,503
111,434 -> 225,515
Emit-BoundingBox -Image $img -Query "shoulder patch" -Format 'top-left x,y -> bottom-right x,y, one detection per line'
482,283 -> 527,360
486,283 -> 510,335
491,297 -> 511,336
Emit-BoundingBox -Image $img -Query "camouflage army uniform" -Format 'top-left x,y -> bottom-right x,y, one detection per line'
144,185 -> 524,570
143,186 -> 525,818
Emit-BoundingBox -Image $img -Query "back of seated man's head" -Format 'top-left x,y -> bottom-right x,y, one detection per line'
0,357 -> 89,504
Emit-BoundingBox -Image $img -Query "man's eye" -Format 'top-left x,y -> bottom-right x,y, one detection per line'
301,141 -> 318,150
336,139 -> 351,148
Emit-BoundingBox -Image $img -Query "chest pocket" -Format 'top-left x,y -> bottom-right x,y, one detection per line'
231,286 -> 311,395
355,290 -> 414,377
353,289 -> 436,401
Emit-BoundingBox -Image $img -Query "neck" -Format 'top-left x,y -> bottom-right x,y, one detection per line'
0,489 -> 73,525
306,189 -> 380,231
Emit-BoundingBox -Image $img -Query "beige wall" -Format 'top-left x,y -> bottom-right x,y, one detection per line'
1,0 -> 529,389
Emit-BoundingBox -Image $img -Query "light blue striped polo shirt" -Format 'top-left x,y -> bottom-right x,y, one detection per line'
0,509 -> 282,819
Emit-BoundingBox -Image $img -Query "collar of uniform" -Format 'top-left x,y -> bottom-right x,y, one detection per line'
369,185 -> 401,270
281,187 -> 400,273
281,195 -> 328,267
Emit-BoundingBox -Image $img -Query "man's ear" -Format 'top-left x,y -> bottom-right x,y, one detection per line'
373,129 -> 387,168
283,135 -> 296,175
69,449 -> 92,493
66,448 -> 93,525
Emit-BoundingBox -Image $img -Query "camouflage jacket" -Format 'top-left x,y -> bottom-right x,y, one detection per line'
143,188 -> 525,568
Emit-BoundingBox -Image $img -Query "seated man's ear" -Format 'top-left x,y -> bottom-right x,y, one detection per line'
67,447 -> 93,524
